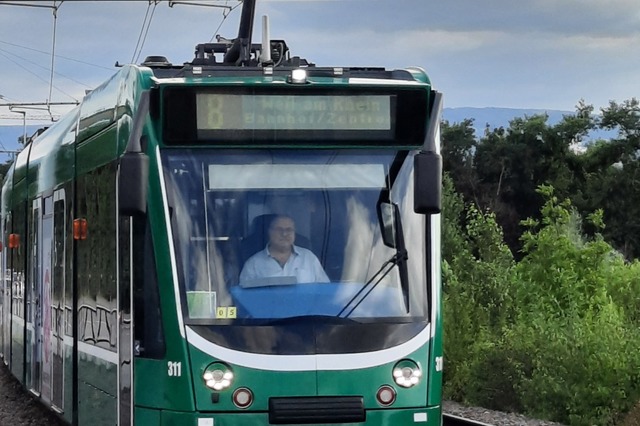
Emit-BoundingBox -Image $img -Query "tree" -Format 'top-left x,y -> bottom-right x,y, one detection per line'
443,98 -> 640,260
441,119 -> 479,204
572,98 -> 640,259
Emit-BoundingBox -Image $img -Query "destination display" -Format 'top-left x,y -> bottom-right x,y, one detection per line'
162,86 -> 428,146
196,94 -> 392,131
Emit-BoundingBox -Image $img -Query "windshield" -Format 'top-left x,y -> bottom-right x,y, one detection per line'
162,149 -> 428,325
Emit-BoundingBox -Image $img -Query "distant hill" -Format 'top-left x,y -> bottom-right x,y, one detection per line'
0,107 -> 619,163
443,107 -> 571,134
442,107 -> 616,141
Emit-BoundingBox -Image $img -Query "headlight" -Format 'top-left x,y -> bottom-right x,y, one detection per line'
289,68 -> 307,84
392,360 -> 422,388
203,362 -> 234,391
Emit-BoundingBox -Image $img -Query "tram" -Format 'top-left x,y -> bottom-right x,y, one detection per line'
0,2 -> 443,425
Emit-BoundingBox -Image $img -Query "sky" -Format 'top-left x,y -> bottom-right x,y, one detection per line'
0,0 -> 639,129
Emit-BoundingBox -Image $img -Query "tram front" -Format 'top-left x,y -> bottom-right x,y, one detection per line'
156,72 -> 443,425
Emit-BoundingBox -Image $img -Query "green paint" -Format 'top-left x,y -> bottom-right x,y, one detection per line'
1,60 -> 442,425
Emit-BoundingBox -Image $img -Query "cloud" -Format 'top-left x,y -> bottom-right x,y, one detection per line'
421,0 -> 640,38
0,0 -> 639,116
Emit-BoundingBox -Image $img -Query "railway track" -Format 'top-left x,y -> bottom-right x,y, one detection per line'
443,413 -> 494,426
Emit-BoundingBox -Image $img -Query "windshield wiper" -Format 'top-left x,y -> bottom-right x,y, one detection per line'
337,248 -> 408,318
338,201 -> 411,317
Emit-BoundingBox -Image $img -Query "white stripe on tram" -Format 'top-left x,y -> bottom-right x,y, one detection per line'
186,323 -> 431,371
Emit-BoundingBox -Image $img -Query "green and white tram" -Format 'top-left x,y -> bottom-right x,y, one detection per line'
0,4 -> 443,425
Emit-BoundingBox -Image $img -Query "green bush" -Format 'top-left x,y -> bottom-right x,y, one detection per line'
464,335 -> 530,413
511,306 -> 640,425
441,175 -> 516,400
443,184 -> 640,425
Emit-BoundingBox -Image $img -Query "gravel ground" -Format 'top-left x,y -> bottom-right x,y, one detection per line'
444,400 -> 566,426
0,362 -> 66,426
1,362 -> 566,426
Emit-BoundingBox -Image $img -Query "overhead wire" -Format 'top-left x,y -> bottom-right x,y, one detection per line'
209,0 -> 243,42
131,1 -> 159,64
0,50 -> 78,102
136,2 -> 158,63
0,47 -> 93,88
3,0 -> 244,122
0,0 -> 86,122
131,2 -> 152,63
48,0 -> 62,120
0,40 -> 113,71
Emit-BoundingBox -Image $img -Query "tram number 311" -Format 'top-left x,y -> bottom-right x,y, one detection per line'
168,361 -> 183,377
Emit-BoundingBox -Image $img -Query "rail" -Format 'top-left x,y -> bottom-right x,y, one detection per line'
443,413 -> 494,426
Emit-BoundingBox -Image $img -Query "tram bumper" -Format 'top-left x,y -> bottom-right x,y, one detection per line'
141,405 -> 443,425
184,326 -> 439,425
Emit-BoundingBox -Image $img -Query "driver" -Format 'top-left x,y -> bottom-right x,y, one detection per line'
239,215 -> 329,284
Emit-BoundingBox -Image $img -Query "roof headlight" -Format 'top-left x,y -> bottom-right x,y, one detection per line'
203,362 -> 234,391
289,68 -> 307,84
392,360 -> 422,388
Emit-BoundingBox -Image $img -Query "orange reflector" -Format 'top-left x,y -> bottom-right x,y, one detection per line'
8,233 -> 20,249
73,218 -> 88,240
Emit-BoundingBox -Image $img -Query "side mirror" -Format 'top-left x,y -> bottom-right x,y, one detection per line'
377,202 -> 397,248
414,151 -> 442,214
119,91 -> 150,217
119,151 -> 149,216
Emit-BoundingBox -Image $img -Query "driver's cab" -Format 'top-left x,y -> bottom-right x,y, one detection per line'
198,189 -> 352,288
163,148 -> 428,322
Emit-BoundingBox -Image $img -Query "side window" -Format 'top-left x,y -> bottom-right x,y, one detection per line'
12,203 -> 25,321
76,165 -> 118,351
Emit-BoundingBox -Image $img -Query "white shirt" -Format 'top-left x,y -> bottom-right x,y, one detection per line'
239,245 -> 330,284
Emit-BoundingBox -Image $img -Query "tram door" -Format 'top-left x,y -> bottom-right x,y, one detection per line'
29,196 -> 55,404
40,196 -> 55,403
28,198 -> 42,395
51,191 -> 66,412
40,196 -> 54,404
